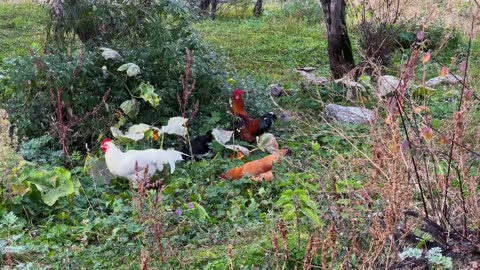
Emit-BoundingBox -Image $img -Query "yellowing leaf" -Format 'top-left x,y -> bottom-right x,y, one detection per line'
138,83 -> 160,107
152,130 -> 159,142
120,99 -> 140,118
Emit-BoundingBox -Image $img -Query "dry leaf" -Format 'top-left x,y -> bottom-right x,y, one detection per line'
421,126 -> 433,141
413,105 -> 428,114
459,61 -> 467,72
440,66 -> 449,77
440,135 -> 449,145
463,89 -> 474,101
385,115 -> 392,125
422,51 -> 431,64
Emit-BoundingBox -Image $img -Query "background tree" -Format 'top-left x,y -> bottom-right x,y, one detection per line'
320,0 -> 354,79
253,0 -> 263,17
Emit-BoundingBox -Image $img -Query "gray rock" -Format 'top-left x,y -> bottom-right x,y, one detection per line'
269,84 -> 285,97
323,104 -> 376,124
377,75 -> 401,97
426,74 -> 463,88
296,70 -> 329,86
298,66 -> 316,72
334,78 -> 366,101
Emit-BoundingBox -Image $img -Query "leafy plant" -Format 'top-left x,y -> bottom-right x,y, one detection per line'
18,167 -> 79,206
426,247 -> 453,269
4,0 -> 232,154
0,212 -> 27,268
276,188 -> 322,227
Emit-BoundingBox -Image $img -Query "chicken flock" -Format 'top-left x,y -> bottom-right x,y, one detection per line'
101,89 -> 290,185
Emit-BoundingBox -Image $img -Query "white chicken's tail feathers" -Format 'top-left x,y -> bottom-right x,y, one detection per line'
156,149 -> 185,174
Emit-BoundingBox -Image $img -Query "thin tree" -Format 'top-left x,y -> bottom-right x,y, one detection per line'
254,0 -> 263,17
320,0 -> 355,79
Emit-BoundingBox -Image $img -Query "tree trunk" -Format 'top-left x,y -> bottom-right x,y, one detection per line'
320,0 -> 354,79
200,0 -> 211,10
253,0 -> 263,17
211,0 -> 218,20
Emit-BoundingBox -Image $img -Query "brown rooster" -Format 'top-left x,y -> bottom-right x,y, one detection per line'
231,89 -> 249,118
231,89 -> 277,143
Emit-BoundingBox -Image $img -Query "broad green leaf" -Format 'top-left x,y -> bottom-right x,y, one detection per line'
24,167 -> 76,206
117,63 -> 141,76
117,63 -> 131,72
120,99 -> 140,118
138,83 -> 160,107
297,193 -> 318,211
301,207 -> 322,226
192,202 -> 209,220
281,204 -> 296,220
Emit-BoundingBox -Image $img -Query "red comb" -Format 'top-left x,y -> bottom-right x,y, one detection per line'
101,138 -> 112,145
232,89 -> 244,96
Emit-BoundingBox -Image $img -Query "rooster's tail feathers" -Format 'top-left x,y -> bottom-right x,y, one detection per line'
259,112 -> 277,132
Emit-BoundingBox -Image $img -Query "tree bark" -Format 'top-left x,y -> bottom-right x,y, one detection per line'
200,0 -> 211,10
320,0 -> 355,79
253,0 -> 263,17
210,0 -> 218,20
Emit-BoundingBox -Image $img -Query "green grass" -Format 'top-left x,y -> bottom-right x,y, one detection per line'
0,3 -> 48,61
195,14 -> 329,85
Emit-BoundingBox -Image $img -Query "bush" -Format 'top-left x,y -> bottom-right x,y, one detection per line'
2,0 -> 232,153
394,23 -> 463,52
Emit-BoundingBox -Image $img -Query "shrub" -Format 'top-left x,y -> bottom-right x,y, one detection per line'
2,0 -> 232,153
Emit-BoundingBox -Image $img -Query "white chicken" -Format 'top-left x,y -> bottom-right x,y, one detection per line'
100,138 -> 185,183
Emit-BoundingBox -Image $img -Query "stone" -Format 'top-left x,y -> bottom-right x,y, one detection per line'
334,78 -> 366,101
323,104 -> 376,124
426,74 -> 464,88
296,70 -> 328,86
377,75 -> 401,97
268,84 -> 285,97
297,66 -> 316,72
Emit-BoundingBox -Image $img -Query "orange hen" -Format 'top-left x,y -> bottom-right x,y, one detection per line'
220,148 -> 291,180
